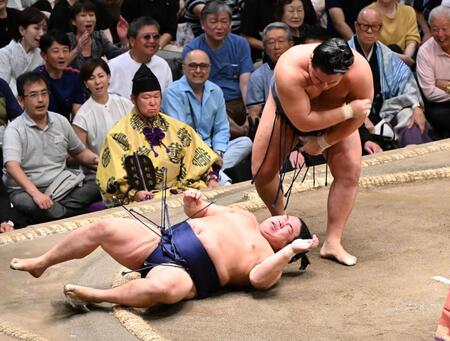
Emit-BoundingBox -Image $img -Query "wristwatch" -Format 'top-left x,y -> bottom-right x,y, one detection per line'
446,81 -> 450,94
215,150 -> 224,158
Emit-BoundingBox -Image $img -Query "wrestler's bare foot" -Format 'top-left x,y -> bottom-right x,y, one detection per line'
64,284 -> 101,311
291,234 -> 320,253
10,257 -> 46,278
320,241 -> 357,266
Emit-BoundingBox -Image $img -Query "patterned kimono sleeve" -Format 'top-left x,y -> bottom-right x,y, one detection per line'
177,124 -> 219,189
96,132 -> 134,206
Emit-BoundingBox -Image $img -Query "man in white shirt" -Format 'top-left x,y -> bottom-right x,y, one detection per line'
108,16 -> 172,99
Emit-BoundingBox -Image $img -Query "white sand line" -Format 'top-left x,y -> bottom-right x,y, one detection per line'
432,275 -> 450,285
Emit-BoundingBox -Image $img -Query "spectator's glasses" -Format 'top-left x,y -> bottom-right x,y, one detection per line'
22,89 -> 50,99
141,33 -> 161,41
356,22 -> 382,32
185,63 -> 211,71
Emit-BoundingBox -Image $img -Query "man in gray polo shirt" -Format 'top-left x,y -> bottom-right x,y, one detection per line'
3,72 -> 100,225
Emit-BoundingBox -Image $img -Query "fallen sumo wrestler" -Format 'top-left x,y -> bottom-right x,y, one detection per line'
10,185 -> 319,311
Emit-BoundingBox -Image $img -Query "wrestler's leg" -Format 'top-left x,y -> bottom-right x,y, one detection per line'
320,130 -> 362,266
10,218 -> 156,277
252,91 -> 297,215
65,265 -> 196,308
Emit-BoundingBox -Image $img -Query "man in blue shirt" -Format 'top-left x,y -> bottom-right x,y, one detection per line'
182,1 -> 254,139
162,49 -> 252,184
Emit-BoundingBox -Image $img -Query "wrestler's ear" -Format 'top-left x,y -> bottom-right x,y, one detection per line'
131,95 -> 136,105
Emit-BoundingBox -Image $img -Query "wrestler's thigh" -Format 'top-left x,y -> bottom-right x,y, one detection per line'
252,92 -> 296,176
327,130 -> 362,179
96,218 -> 157,270
146,265 -> 197,301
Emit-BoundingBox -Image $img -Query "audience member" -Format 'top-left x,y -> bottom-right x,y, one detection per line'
48,0 -> 114,36
246,22 -> 294,121
349,7 -> 430,150
325,0 -> 374,40
275,0 -> 319,45
368,0 -> 421,66
416,5 -> 450,138
121,0 -> 179,49
72,58 -> 132,169
97,64 -> 220,207
3,72 -> 99,224
162,49 -> 252,184
0,7 -> 47,95
0,0 -> 21,48
35,30 -> 86,120
108,16 -> 172,99
67,0 -> 128,70
184,0 -> 243,37
182,1 -> 253,139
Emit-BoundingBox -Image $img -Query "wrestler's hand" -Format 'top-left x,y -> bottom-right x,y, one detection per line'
135,191 -> 154,202
290,234 -> 319,254
300,136 -> 323,156
349,99 -> 372,119
183,189 -> 203,208
32,192 -> 53,210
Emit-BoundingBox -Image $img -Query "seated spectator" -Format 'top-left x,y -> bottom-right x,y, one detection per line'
97,64 -> 220,207
0,7 -> 47,95
368,0 -> 421,66
325,0 -> 374,40
182,1 -> 254,139
121,0 -> 179,49
48,0 -> 114,37
246,22 -> 294,122
67,0 -> 128,70
184,0 -> 243,37
0,0 -> 21,48
3,72 -> 100,224
35,30 -> 86,120
162,49 -> 252,184
348,7 -> 430,149
416,5 -> 450,139
72,58 -> 133,169
275,0 -> 319,45
108,16 -> 172,99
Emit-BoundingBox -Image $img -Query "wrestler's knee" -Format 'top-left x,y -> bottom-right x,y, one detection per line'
88,219 -> 118,241
147,277 -> 187,304
333,158 -> 361,184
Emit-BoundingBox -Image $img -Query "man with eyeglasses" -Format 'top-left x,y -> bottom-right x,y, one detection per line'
108,16 -> 172,99
182,1 -> 254,140
2,72 -> 100,225
162,49 -> 252,185
348,7 -> 430,152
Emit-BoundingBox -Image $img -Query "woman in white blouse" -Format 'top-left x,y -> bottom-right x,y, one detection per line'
0,7 -> 47,95
72,58 -> 133,160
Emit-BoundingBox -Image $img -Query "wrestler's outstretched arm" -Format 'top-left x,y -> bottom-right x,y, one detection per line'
249,235 -> 319,289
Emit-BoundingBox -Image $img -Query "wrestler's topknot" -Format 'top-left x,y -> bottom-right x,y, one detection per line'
311,37 -> 354,74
